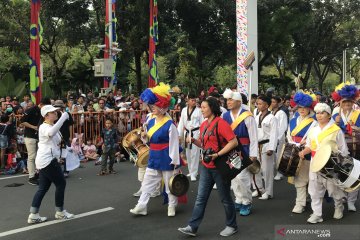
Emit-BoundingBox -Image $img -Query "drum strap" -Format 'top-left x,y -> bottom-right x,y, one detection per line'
298,120 -> 317,144
291,118 -> 314,137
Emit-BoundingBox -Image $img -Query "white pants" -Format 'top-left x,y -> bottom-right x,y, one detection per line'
185,144 -> 200,178
138,168 -> 178,208
275,138 -> 285,163
294,160 -> 310,207
138,167 -> 146,182
253,152 -> 275,196
275,138 -> 285,176
232,168 -> 252,205
25,137 -> 38,178
347,190 -> 359,204
137,167 -> 161,192
308,172 -> 345,216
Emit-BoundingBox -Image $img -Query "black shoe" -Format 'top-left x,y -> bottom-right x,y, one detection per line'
28,178 -> 39,186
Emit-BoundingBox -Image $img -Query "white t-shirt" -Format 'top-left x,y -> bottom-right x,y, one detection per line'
35,112 -> 69,169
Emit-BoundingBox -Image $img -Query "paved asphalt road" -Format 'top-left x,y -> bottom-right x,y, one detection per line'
0,160 -> 359,240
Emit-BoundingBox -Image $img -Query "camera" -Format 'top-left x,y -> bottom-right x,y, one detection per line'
203,148 -> 215,163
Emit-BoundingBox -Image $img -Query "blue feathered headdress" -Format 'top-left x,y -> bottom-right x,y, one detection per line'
293,92 -> 314,108
140,83 -> 171,108
140,88 -> 158,105
337,83 -> 359,101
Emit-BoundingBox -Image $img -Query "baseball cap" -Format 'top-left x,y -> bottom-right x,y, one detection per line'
41,105 -> 59,117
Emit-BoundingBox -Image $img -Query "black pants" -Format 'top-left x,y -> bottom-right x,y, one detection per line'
30,159 -> 66,213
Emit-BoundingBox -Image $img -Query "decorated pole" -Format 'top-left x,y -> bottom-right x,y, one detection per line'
237,0 -> 258,96
29,0 -> 42,104
148,0 -> 159,87
103,0 -> 111,88
110,0 -> 118,89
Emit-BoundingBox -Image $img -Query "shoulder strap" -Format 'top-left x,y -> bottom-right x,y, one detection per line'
215,122 -> 221,152
1,125 -> 6,135
231,111 -> 253,130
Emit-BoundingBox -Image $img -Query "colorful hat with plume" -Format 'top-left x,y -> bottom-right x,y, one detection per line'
140,82 -> 171,109
293,91 -> 316,108
332,82 -> 359,102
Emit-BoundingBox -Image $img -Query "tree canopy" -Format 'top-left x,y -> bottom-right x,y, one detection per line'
0,0 -> 359,98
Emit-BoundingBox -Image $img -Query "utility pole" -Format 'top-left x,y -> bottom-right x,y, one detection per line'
342,49 -> 347,83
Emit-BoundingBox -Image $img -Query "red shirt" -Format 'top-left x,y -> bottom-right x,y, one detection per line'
199,117 -> 236,168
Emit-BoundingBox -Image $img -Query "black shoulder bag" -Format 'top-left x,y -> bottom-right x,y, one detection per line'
214,123 -> 253,182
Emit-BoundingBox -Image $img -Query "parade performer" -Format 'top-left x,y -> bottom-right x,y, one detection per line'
272,96 -> 289,181
222,89 -> 258,216
178,97 -> 238,237
332,82 -> 360,212
133,104 -> 161,198
130,83 -> 180,217
27,105 -> 74,224
252,95 -> 278,200
300,103 -> 348,223
177,93 -> 203,182
287,91 -> 317,213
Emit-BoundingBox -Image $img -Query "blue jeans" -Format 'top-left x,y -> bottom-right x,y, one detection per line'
30,159 -> 66,213
188,164 -> 237,232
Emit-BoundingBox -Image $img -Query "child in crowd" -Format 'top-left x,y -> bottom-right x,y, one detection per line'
98,118 -> 118,175
4,144 -> 27,174
71,138 -> 86,162
0,115 -> 13,169
94,135 -> 103,165
83,139 -> 98,161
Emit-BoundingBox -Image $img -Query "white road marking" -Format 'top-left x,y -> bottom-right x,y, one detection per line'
0,175 -> 28,181
0,207 -> 114,238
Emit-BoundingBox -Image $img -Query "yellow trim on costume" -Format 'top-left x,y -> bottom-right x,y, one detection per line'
231,111 -> 253,130
311,123 -> 340,150
147,116 -> 171,140
291,118 -> 314,136
350,110 -> 360,125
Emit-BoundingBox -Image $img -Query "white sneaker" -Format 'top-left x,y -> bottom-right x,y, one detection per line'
150,190 -> 161,198
348,202 -> 357,212
190,176 -> 197,182
55,210 -> 74,220
168,206 -> 176,217
307,214 -> 323,224
274,172 -> 284,181
219,226 -> 238,237
130,205 -> 147,215
258,192 -> 271,200
186,173 -> 191,177
27,213 -> 47,224
333,205 -> 344,219
213,184 -> 217,190
252,190 -> 259,197
292,204 -> 305,214
133,189 -> 142,197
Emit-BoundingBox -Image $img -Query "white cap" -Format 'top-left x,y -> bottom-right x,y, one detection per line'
314,103 -> 331,115
231,92 -> 242,101
41,105 -> 59,117
80,93 -> 86,98
222,88 -> 233,99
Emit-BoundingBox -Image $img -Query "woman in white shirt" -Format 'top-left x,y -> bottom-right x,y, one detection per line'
27,105 -> 74,224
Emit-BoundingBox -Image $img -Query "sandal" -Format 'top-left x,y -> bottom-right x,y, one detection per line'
97,171 -> 107,176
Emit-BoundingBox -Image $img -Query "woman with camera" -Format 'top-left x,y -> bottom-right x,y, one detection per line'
178,97 -> 239,237
27,105 -> 74,224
